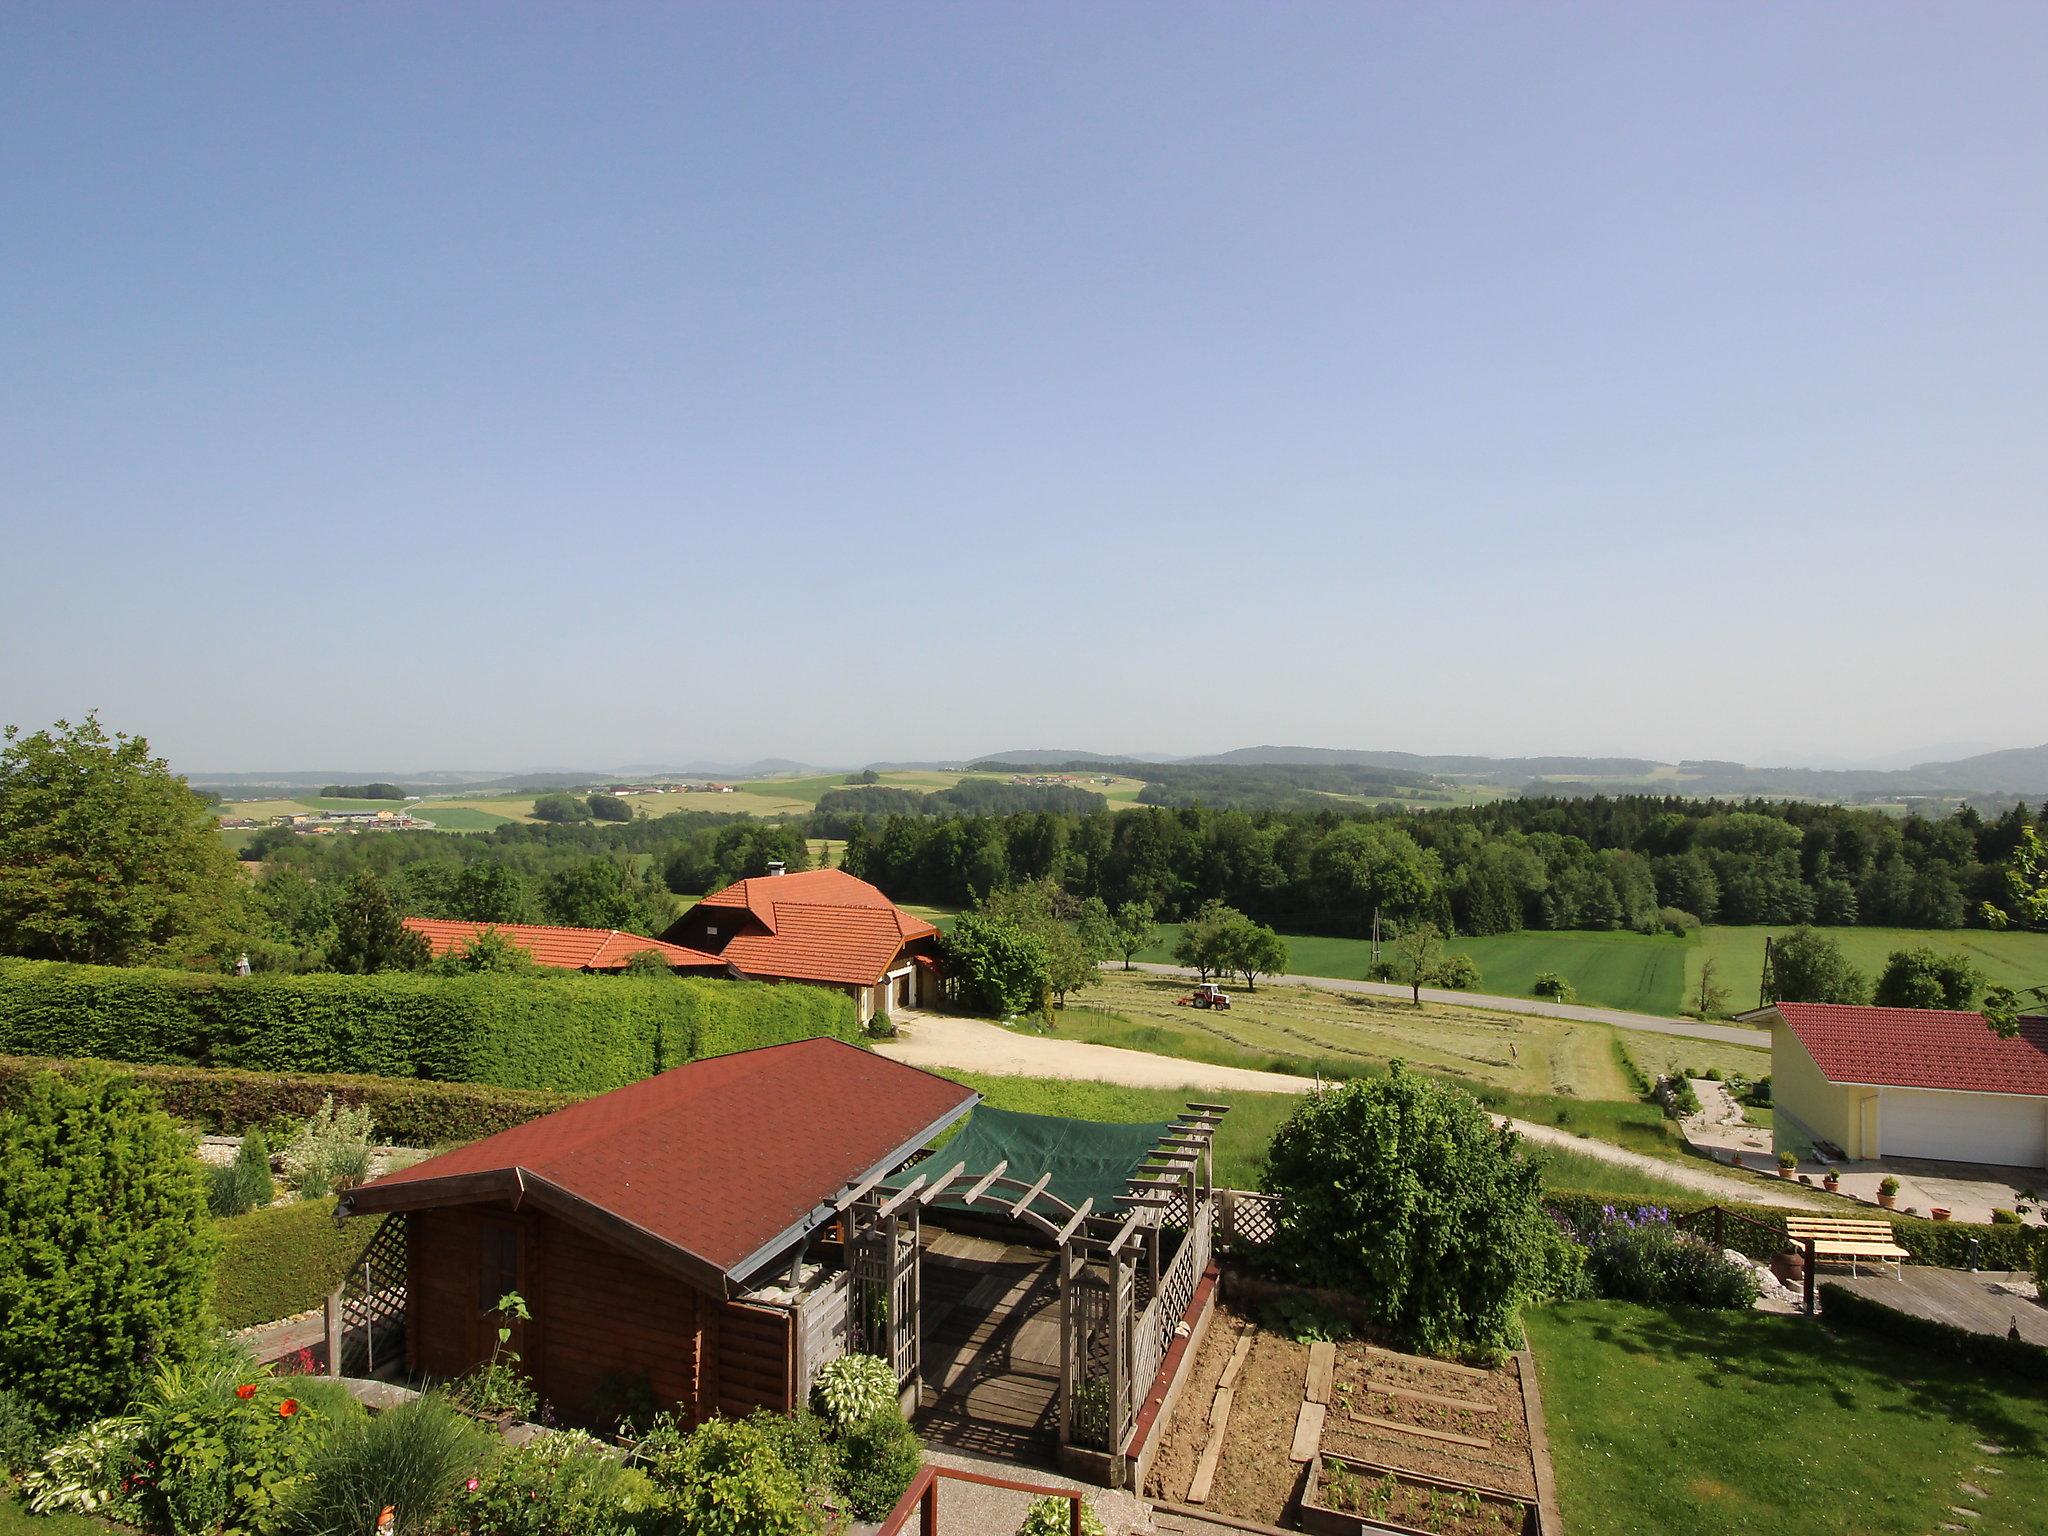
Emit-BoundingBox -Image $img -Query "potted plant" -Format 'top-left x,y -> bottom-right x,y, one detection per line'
1931,1206 -> 1951,1222
1823,1169 -> 1840,1192
1878,1176 -> 1900,1210
1777,1151 -> 1797,1180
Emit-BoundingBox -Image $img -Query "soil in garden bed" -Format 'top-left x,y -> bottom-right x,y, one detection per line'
1315,1459 -> 1529,1536
1144,1305 -> 1538,1529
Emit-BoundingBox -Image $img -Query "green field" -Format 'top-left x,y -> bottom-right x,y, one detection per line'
1528,1301 -> 2048,1536
1137,923 -> 2048,1018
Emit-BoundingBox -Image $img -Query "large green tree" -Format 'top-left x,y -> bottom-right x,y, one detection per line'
1108,900 -> 1157,970
1212,911 -> 1289,991
0,714 -> 249,966
328,872 -> 430,974
1263,1066 -> 1547,1357
1873,946 -> 1981,1010
0,1070 -> 216,1429
940,910 -> 1052,1016
1765,925 -> 1869,1005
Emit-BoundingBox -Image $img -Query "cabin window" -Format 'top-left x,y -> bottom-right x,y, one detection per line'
705,924 -> 718,936
479,1223 -> 519,1312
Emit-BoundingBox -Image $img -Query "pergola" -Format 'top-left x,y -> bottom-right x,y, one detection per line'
849,1102 -> 1229,1474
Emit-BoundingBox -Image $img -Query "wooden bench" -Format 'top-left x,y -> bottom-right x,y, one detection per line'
1785,1217 -> 1910,1280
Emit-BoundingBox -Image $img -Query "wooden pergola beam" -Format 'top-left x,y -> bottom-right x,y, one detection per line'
916,1161 -> 968,1204
1185,1102 -> 1232,1114
958,1161 -> 1009,1205
1009,1171 -> 1053,1217
874,1176 -> 925,1219
1053,1198 -> 1095,1245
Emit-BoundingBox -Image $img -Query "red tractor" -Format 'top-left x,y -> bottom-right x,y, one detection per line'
1176,982 -> 1232,1010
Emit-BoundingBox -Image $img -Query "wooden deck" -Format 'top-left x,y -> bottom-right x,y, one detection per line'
1828,1268 -> 2048,1346
916,1225 -> 1062,1465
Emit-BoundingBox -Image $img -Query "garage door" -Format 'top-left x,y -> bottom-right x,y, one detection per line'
1883,1088 -> 2047,1168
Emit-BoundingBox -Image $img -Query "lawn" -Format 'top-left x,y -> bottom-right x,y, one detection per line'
1135,923 -> 2048,1019
0,1494 -> 108,1536
410,803 -> 515,831
1526,1300 -> 2048,1536
1613,1026 -> 1770,1086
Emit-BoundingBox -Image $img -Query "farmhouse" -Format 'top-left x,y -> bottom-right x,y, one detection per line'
1764,1001 -> 2048,1168
401,918 -> 724,974
662,865 -> 941,1026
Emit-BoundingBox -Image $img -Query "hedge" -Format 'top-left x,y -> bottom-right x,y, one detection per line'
1546,1190 -> 2044,1271
0,1055 -> 578,1145
1819,1281 -> 2048,1380
0,960 -> 858,1094
212,1197 -> 369,1330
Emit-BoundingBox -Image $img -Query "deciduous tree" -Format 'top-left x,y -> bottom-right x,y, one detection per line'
1765,925 -> 1868,1005
1873,947 -> 1981,1010
1391,920 -> 1445,1006
1109,900 -> 1157,970
328,873 -> 429,974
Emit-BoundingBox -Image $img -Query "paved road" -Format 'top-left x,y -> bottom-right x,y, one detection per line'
1114,961 -> 1769,1048
877,1012 -> 1817,1209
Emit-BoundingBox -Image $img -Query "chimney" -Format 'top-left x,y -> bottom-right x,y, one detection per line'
767,860 -> 786,876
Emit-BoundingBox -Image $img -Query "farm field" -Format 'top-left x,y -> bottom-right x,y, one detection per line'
214,794 -> 420,820
737,768 -> 1152,807
1135,922 -> 2048,1018
1528,1300 -> 2048,1536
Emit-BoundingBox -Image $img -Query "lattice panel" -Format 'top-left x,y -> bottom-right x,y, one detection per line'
339,1215 -> 407,1377
1068,1271 -> 1116,1450
1223,1190 -> 1280,1251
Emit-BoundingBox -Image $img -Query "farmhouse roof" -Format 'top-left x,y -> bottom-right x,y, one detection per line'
342,1038 -> 978,1292
1771,1001 -> 2048,1098
401,918 -> 722,973
693,868 -> 939,986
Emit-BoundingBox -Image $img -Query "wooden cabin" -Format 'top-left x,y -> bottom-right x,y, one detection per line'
339,1039 -> 978,1427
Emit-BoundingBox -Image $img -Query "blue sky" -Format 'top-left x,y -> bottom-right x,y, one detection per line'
2,3 -> 2042,772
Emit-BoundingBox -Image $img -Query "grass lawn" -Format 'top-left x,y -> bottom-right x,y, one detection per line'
0,1493 -> 110,1535
1527,1300 -> 2048,1536
410,803 -> 515,830
1613,1027 -> 1770,1086
1687,924 -> 2048,1009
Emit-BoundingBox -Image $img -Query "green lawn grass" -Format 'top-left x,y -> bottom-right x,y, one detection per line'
1136,923 -> 2048,1018
1526,1300 -> 2048,1536
0,1494 -> 109,1536
411,804 -> 514,831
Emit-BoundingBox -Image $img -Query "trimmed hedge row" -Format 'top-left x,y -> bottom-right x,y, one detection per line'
0,959 -> 858,1094
0,1055 -> 579,1145
1546,1190 -> 2045,1271
1819,1281 -> 2048,1379
212,1197 -> 369,1330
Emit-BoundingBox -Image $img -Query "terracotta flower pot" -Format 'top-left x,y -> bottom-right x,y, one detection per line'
1823,1175 -> 1839,1191
1931,1207 -> 1951,1222
1778,1166 -> 1795,1180
1878,1191 -> 1897,1209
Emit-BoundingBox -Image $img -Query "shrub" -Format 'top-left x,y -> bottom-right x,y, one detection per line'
1365,960 -> 1399,983
1659,1076 -> 1701,1119
744,1409 -> 836,1503
19,1414 -> 144,1520
810,1353 -> 898,1427
1262,1064 -> 1549,1358
212,1197 -> 374,1329
1430,954 -> 1482,991
1745,1075 -> 1772,1106
832,1409 -> 923,1521
1530,972 -> 1574,1002
282,1095 -> 377,1198
636,1414 -> 823,1536
0,1387 -> 44,1475
0,1054 -> 581,1145
449,1291 -> 539,1420
1020,1496 -> 1107,1536
1576,1206 -> 1759,1309
130,1343 -> 339,1536
0,1069 -> 215,1431
278,1393 -> 495,1536
208,1129 -> 278,1217
446,1427 -> 652,1536
0,959 -> 859,1094
1655,908 -> 1699,937
1991,1208 -> 2021,1225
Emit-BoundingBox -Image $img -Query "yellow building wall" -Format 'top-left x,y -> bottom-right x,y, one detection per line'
1771,1020 -> 1876,1159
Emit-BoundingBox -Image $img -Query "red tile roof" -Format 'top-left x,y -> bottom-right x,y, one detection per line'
344,1039 -> 978,1289
1773,1002 -> 2048,1097
402,918 -> 722,973
694,869 -> 939,986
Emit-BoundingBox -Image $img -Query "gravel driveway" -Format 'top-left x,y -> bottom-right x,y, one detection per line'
876,1012 -> 1818,1209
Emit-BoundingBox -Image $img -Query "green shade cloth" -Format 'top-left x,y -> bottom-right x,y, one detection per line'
917,1104 -> 1173,1215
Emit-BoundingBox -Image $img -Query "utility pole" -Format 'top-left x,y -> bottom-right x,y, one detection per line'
1371,905 -> 1381,966
1759,935 -> 1774,1008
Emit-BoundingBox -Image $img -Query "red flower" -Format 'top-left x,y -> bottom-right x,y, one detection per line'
465,1479 -> 479,1492
235,1384 -> 257,1400
278,1399 -> 299,1417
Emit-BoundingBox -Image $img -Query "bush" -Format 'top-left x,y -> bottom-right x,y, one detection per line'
1365,960 -> 1399,983
0,1053 -> 580,1145
832,1409 -> 923,1521
0,959 -> 859,1094
0,1069 -> 216,1431
212,1197 -> 373,1329
1745,1075 -> 1772,1106
208,1129 -> 277,1217
1655,908 -> 1699,937
278,1393 -> 495,1536
810,1353 -> 898,1428
281,1095 -> 376,1197
1659,1076 -> 1701,1120
447,1427 -> 652,1536
636,1414 -> 823,1536
0,1387 -> 43,1475
1819,1282 -> 2048,1380
1262,1064 -> 1549,1358
19,1414 -> 144,1520
1575,1206 -> 1758,1309
744,1409 -> 837,1503
1530,972 -> 1574,1002
1430,954 -> 1482,991
1020,1496 -> 1106,1536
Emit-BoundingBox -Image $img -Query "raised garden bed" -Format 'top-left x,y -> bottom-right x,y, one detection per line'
1303,1453 -> 1536,1536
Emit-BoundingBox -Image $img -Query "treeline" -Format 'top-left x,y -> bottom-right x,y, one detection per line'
814,777 -> 1106,820
319,782 -> 406,799
839,796 -> 2048,936
972,758 -> 1443,809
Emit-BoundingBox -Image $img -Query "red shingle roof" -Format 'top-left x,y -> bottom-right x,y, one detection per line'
402,918 -> 722,972
1774,1002 -> 2048,1097
344,1039 -> 977,1288
693,869 -> 938,986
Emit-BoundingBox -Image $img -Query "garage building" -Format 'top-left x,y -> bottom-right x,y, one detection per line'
1765,1001 -> 2048,1169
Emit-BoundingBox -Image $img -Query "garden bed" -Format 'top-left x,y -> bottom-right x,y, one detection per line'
1143,1304 -> 1542,1533
1303,1454 -> 1537,1536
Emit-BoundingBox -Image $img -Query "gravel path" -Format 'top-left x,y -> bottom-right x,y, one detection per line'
878,1013 -> 1818,1209
1115,961 -> 1770,1047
